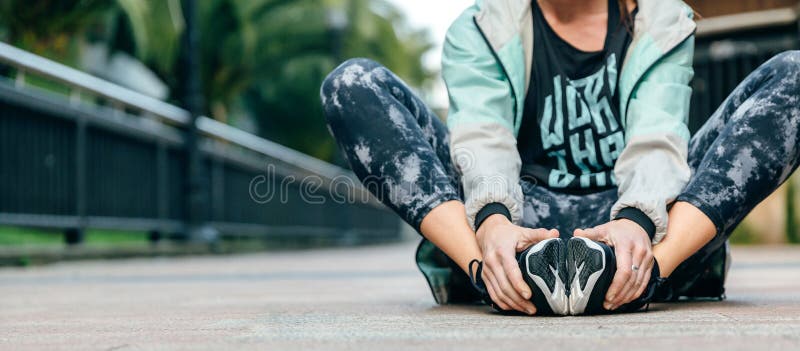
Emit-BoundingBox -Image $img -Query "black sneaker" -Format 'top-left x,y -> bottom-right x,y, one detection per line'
566,237 -> 616,315
518,238 -> 569,315
567,236 -> 671,314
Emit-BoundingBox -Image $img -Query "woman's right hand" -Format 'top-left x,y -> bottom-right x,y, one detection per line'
475,214 -> 559,314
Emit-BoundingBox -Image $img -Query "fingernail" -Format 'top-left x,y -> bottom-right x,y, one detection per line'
527,308 -> 536,315
603,302 -> 612,310
523,291 -> 531,299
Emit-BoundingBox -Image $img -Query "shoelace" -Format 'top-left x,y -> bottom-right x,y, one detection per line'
468,258 -> 498,310
468,258 -> 482,287
642,277 -> 671,312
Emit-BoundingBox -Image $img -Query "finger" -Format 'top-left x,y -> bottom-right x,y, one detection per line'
631,246 -> 649,287
503,254 -> 532,300
574,227 -> 603,242
630,255 -> 654,304
484,277 -> 505,310
621,242 -> 653,305
482,267 -> 510,311
524,228 -> 559,243
614,273 -> 637,308
485,257 -> 526,312
616,246 -> 648,306
619,266 -> 649,307
614,244 -> 652,308
604,242 -> 633,310
490,258 -> 531,313
516,228 -> 559,252
502,256 -> 537,314
482,266 -> 506,309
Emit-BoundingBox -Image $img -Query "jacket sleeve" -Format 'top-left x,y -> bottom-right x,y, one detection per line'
442,8 -> 524,229
611,36 -> 695,244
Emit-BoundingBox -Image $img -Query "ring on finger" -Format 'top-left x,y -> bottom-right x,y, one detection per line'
632,265 -> 644,286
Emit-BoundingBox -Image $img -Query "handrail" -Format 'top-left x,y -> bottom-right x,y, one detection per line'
696,7 -> 799,38
0,41 -> 362,187
0,41 -> 190,125
197,116 -> 353,181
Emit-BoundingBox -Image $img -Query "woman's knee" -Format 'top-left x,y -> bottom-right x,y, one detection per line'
763,50 -> 800,77
320,58 -> 390,112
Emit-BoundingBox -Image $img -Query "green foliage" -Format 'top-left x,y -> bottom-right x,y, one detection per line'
0,226 -> 146,247
0,0 -> 111,63
114,0 -> 185,74
196,0 -> 434,161
0,0 -> 432,163
729,222 -> 760,245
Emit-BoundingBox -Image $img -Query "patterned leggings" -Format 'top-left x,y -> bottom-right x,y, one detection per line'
320,51 -> 800,300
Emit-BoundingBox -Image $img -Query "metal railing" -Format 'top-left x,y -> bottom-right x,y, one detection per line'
690,6 -> 800,132
0,42 -> 401,245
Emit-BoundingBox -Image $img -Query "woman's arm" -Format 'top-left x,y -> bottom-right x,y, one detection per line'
440,6 -> 555,314
442,7 -> 524,229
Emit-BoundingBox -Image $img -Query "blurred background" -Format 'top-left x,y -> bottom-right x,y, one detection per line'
0,0 -> 798,265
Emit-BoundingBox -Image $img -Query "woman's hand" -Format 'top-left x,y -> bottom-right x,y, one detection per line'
476,214 -> 559,315
573,219 -> 653,310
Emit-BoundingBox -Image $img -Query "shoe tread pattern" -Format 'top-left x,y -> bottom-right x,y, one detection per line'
567,239 -> 604,291
524,240 -> 564,293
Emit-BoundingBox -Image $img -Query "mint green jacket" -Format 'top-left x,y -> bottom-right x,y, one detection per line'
442,0 -> 696,243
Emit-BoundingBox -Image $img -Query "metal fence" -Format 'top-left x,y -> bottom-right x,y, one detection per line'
0,42 -> 402,245
689,7 -> 800,132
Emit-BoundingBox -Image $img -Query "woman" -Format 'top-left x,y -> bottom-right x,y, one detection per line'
320,0 -> 800,315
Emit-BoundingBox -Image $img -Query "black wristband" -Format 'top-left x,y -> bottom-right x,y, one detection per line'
474,202 -> 511,229
614,207 -> 656,240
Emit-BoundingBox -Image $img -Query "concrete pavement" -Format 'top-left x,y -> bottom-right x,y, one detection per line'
1,241 -> 800,350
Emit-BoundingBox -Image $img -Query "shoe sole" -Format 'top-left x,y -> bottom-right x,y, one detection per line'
521,238 -> 569,315
567,237 -> 613,315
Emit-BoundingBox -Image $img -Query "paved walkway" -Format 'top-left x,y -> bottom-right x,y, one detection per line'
1,241 -> 800,350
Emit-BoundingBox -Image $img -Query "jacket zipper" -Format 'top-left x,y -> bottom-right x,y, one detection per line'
472,16 -> 519,129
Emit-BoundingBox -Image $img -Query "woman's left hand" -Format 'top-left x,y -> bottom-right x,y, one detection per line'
573,219 -> 654,310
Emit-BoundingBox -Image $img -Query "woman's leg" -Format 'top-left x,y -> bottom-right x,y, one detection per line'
320,58 -> 481,275
654,51 -> 800,279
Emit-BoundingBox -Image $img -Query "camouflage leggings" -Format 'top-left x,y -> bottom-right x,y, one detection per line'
321,51 -> 800,302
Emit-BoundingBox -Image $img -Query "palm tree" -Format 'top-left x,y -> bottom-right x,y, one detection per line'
0,0 -> 433,163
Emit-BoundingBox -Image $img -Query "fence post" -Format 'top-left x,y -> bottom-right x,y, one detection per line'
68,101 -> 88,246
181,0 -> 215,243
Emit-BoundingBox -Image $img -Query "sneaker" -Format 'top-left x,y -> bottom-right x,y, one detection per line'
518,238 -> 569,315
567,236 -> 671,315
566,237 -> 616,315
